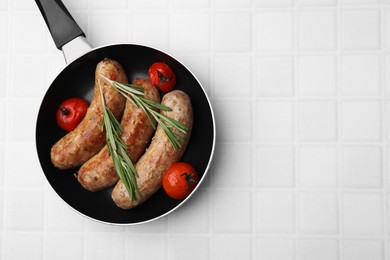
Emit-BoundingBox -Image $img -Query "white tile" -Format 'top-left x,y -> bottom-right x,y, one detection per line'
11,0 -> 38,10
255,0 -> 294,7
5,233 -> 43,260
11,57 -> 47,98
90,13 -> 127,46
133,0 -> 169,9
8,98 -> 40,142
299,192 -> 338,234
212,143 -> 252,188
5,189 -> 44,231
214,99 -> 252,142
0,14 -> 7,53
168,188 -> 209,233
5,143 -> 44,187
340,10 -> 380,50
44,234 -> 83,260
126,216 -> 167,233
212,236 -> 252,260
386,102 -> 390,141
298,146 -> 338,187
298,55 -> 336,96
298,239 -> 339,260
342,146 -> 382,188
12,13 -> 47,53
0,100 -> 5,141
215,0 -> 252,8
0,58 -> 6,96
45,190 -> 85,232
256,56 -> 294,97
171,13 -> 210,52
172,0 -> 210,8
177,55 -> 210,96
212,190 -> 252,233
0,190 -> 3,229
91,0 -> 128,9
0,0 -> 7,10
86,218 -> 126,232
342,193 -> 383,235
297,0 -> 336,6
298,101 -> 337,141
341,101 -> 381,141
255,191 -> 295,233
342,240 -> 384,260
340,0 -> 380,4
214,12 -> 252,52
132,13 -> 169,50
85,233 -> 125,260
254,238 -> 295,260
385,9 -> 390,50
255,101 -> 294,141
387,149 -> 390,189
0,144 -> 4,185
341,55 -> 381,96
255,11 -> 294,51
214,56 -> 252,98
298,11 -> 336,51
386,55 -> 390,96
255,146 -> 294,187
129,235 -> 167,260
169,236 -> 209,260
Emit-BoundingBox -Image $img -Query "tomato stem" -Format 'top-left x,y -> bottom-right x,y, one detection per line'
181,172 -> 198,191
157,71 -> 169,90
59,106 -> 70,116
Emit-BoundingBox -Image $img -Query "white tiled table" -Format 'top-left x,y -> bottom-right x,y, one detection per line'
1,0 -> 390,259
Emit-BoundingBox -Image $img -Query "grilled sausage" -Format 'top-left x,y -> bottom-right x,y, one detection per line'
111,90 -> 193,209
50,58 -> 127,170
77,79 -> 160,191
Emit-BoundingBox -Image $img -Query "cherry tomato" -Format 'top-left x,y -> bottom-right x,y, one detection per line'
148,62 -> 176,92
56,97 -> 89,132
162,162 -> 199,200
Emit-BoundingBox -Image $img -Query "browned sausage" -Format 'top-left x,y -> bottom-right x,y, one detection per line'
77,79 -> 160,191
50,58 -> 127,170
111,90 -> 193,209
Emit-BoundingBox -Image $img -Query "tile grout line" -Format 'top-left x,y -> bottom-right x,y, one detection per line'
335,1 -> 346,259
2,0 -> 11,258
250,1 -> 256,259
379,1 -> 389,259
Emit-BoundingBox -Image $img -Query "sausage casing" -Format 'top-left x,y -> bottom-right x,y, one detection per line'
50,58 -> 127,170
111,90 -> 193,209
77,79 -> 160,191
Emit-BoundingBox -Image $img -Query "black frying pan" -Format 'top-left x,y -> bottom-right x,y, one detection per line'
35,0 -> 215,225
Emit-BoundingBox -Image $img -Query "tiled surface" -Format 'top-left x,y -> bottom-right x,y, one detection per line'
1,0 -> 390,259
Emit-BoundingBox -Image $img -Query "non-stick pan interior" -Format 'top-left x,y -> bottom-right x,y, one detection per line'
35,44 -> 215,224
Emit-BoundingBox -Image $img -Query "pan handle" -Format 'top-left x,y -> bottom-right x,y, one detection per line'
35,0 -> 92,63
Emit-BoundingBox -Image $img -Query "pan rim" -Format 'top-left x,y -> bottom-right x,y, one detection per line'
35,42 -> 216,225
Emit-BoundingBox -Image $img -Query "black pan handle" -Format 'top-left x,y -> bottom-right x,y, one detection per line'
35,0 -> 85,50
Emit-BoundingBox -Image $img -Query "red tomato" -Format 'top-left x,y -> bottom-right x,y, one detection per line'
148,62 -> 176,92
162,162 -> 199,200
56,97 -> 88,132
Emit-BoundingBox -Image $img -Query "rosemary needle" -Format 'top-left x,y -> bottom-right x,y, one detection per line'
100,74 -> 189,151
98,78 -> 139,202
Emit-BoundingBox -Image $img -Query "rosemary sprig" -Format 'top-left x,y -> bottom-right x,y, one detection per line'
99,74 -> 189,151
98,79 -> 139,202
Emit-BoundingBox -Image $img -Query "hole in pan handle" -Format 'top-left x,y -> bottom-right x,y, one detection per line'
35,0 -> 92,64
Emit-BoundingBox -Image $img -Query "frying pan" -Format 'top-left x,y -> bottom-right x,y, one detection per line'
35,0 -> 215,225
